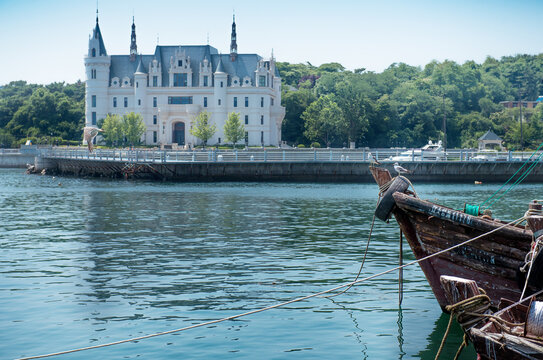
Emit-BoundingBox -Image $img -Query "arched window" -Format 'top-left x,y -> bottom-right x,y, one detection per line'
92,48 -> 96,57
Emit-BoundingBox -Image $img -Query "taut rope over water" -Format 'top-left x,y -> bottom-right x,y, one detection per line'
17,217 -> 526,360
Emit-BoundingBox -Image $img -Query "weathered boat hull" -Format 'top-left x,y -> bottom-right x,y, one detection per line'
440,276 -> 543,359
392,192 -> 532,310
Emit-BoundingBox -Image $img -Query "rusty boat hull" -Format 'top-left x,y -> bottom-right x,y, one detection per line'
391,192 -> 532,310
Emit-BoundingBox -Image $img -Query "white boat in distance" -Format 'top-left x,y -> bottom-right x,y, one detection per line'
387,140 -> 446,161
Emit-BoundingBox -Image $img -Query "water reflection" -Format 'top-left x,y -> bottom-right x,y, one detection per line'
1,169 -> 539,359
397,306 -> 405,360
417,313 -> 476,360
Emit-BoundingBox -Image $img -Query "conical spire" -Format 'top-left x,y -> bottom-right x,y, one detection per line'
215,56 -> 226,74
135,55 -> 146,74
91,9 -> 107,56
130,16 -> 137,62
230,13 -> 237,61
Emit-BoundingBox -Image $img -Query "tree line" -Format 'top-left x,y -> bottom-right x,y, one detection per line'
278,54 -> 543,150
0,81 -> 85,147
3,53 -> 543,149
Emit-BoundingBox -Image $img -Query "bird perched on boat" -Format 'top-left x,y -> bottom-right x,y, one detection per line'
368,152 -> 381,165
83,127 -> 104,152
393,162 -> 411,175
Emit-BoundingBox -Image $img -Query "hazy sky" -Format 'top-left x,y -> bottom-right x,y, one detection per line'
1,0 -> 542,85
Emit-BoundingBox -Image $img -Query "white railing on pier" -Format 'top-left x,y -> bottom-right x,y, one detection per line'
0,148 -> 23,154
40,147 -> 542,164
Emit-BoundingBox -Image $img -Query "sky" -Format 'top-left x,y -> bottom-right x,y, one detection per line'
1,0 -> 543,85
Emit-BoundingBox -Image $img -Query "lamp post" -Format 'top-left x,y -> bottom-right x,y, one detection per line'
519,91 -> 524,151
442,94 -> 447,151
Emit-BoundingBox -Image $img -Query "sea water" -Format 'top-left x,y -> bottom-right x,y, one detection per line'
1,168 -> 538,359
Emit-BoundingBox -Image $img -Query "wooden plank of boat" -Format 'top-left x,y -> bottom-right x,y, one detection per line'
440,275 -> 543,359
391,192 -> 532,310
470,328 -> 543,360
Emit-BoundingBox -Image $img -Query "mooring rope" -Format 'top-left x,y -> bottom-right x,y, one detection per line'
435,287 -> 543,360
520,236 -> 542,301
17,216 -> 525,360
481,141 -> 543,209
324,195 -> 381,299
435,290 -> 491,360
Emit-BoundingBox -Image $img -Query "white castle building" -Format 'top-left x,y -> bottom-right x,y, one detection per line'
84,13 -> 285,147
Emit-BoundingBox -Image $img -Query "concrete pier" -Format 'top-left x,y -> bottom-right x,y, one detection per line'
38,156 -> 543,183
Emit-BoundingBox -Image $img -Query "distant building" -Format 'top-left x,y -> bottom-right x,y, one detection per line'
499,98 -> 543,109
85,12 -> 285,147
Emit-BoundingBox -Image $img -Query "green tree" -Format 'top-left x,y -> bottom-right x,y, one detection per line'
190,111 -> 216,148
0,129 -> 16,148
281,88 -> 316,145
101,114 -> 123,146
122,112 -> 146,146
223,112 -> 245,148
334,79 -> 371,146
302,95 -> 345,147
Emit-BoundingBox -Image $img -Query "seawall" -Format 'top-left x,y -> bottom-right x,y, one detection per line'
39,157 -> 543,183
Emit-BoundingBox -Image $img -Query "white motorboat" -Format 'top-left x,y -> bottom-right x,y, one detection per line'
387,140 -> 446,161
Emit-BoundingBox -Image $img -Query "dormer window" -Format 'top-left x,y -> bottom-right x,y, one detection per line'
169,47 -> 192,87
242,76 -> 252,87
92,48 -> 96,57
121,77 -> 131,87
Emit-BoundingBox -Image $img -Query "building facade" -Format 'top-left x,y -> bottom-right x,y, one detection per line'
84,14 -> 285,147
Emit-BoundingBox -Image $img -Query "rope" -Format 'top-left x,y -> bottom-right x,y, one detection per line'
324,195 -> 381,298
18,216 -> 525,360
434,282 -> 543,360
481,142 -> 543,209
399,230 -> 404,305
485,151 -> 543,209
435,290 -> 491,360
520,236 -> 542,300
379,178 -> 394,194
399,175 -> 418,198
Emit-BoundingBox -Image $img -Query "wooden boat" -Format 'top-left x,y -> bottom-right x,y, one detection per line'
440,275 -> 543,359
370,165 -> 540,310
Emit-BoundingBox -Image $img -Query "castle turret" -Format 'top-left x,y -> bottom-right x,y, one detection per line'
130,17 -> 137,62
212,56 -> 228,145
230,15 -> 237,62
134,57 -> 147,133
84,10 -> 110,127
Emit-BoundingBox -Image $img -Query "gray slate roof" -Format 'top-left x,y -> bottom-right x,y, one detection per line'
93,21 -> 107,56
479,129 -> 502,141
109,45 -> 264,86
135,56 -> 146,74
